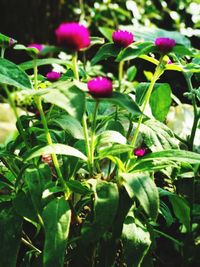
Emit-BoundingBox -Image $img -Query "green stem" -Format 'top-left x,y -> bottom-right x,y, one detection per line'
131,56 -> 164,148
90,101 -> 99,173
72,52 -> 79,80
4,85 -> 30,149
184,74 -> 199,151
1,47 -> 5,58
82,114 -> 92,174
21,237 -> 41,254
118,61 -> 124,92
33,59 -> 38,90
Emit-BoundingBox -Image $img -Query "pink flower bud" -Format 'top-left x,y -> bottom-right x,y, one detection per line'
134,147 -> 146,157
87,77 -> 113,98
55,22 -> 91,51
155,38 -> 176,53
46,71 -> 61,82
112,30 -> 134,48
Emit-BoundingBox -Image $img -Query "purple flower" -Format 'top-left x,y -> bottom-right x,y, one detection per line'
55,22 -> 91,51
46,71 -> 61,82
28,43 -> 43,52
87,77 -> 113,98
134,147 -> 146,157
167,59 -> 172,64
9,38 -> 13,47
155,38 -> 176,53
112,30 -> 134,48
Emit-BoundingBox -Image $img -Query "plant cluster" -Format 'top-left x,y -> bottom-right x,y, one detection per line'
0,19 -> 200,267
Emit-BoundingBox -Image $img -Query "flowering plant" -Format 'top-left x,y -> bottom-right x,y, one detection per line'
0,18 -> 199,267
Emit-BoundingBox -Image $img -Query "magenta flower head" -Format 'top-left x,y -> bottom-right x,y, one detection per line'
55,22 -> 91,51
28,43 -> 43,53
134,147 -> 146,157
87,77 -> 113,98
155,38 -> 176,53
112,30 -> 134,48
46,71 -> 61,82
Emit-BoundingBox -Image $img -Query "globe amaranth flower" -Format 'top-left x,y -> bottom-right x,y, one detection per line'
46,71 -> 61,82
155,38 -> 176,53
28,43 -> 43,52
112,30 -> 134,48
55,22 -> 90,51
134,147 -> 146,157
87,77 -> 113,98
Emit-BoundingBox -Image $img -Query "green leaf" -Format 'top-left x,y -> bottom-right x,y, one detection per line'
91,43 -> 121,65
127,65 -> 137,81
19,58 -> 68,71
0,58 -> 32,89
95,130 -> 127,147
0,202 -> 22,267
25,143 -> 87,161
116,42 -> 155,62
121,172 -> 159,220
13,190 -> 39,223
98,143 -> 133,158
66,180 -> 92,195
41,83 -> 85,121
98,27 -> 113,42
103,92 -> 142,117
49,114 -> 84,140
90,36 -> 105,46
172,45 -> 194,56
137,149 -> 200,164
43,197 -> 71,267
122,215 -> 151,267
169,195 -> 190,232
140,119 -> 178,152
149,83 -> 172,122
81,180 -> 119,243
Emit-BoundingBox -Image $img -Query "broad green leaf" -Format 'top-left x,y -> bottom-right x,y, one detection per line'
169,195 -> 190,232
13,190 -> 39,223
172,45 -> 194,57
49,114 -> 84,140
140,119 -> 178,152
127,65 -> 137,81
122,215 -> 151,267
66,180 -> 92,195
91,43 -> 121,65
98,143 -> 133,158
0,33 -> 17,47
149,83 -> 172,122
43,197 -> 71,267
41,83 -> 85,121
19,58 -> 68,71
98,27 -> 113,42
120,25 -> 191,47
106,120 -> 125,135
121,172 -> 159,220
103,92 -> 142,117
25,143 -> 87,161
135,82 -> 149,106
23,165 -> 51,214
81,180 -> 119,243
159,200 -> 174,227
116,42 -> 155,62
137,149 -> 200,164
95,130 -> 127,147
0,202 -> 22,267
0,58 -> 32,89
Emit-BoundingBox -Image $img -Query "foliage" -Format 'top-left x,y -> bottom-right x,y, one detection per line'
0,4 -> 200,267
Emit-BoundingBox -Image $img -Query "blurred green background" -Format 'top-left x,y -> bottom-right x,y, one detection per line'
0,0 -> 199,47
